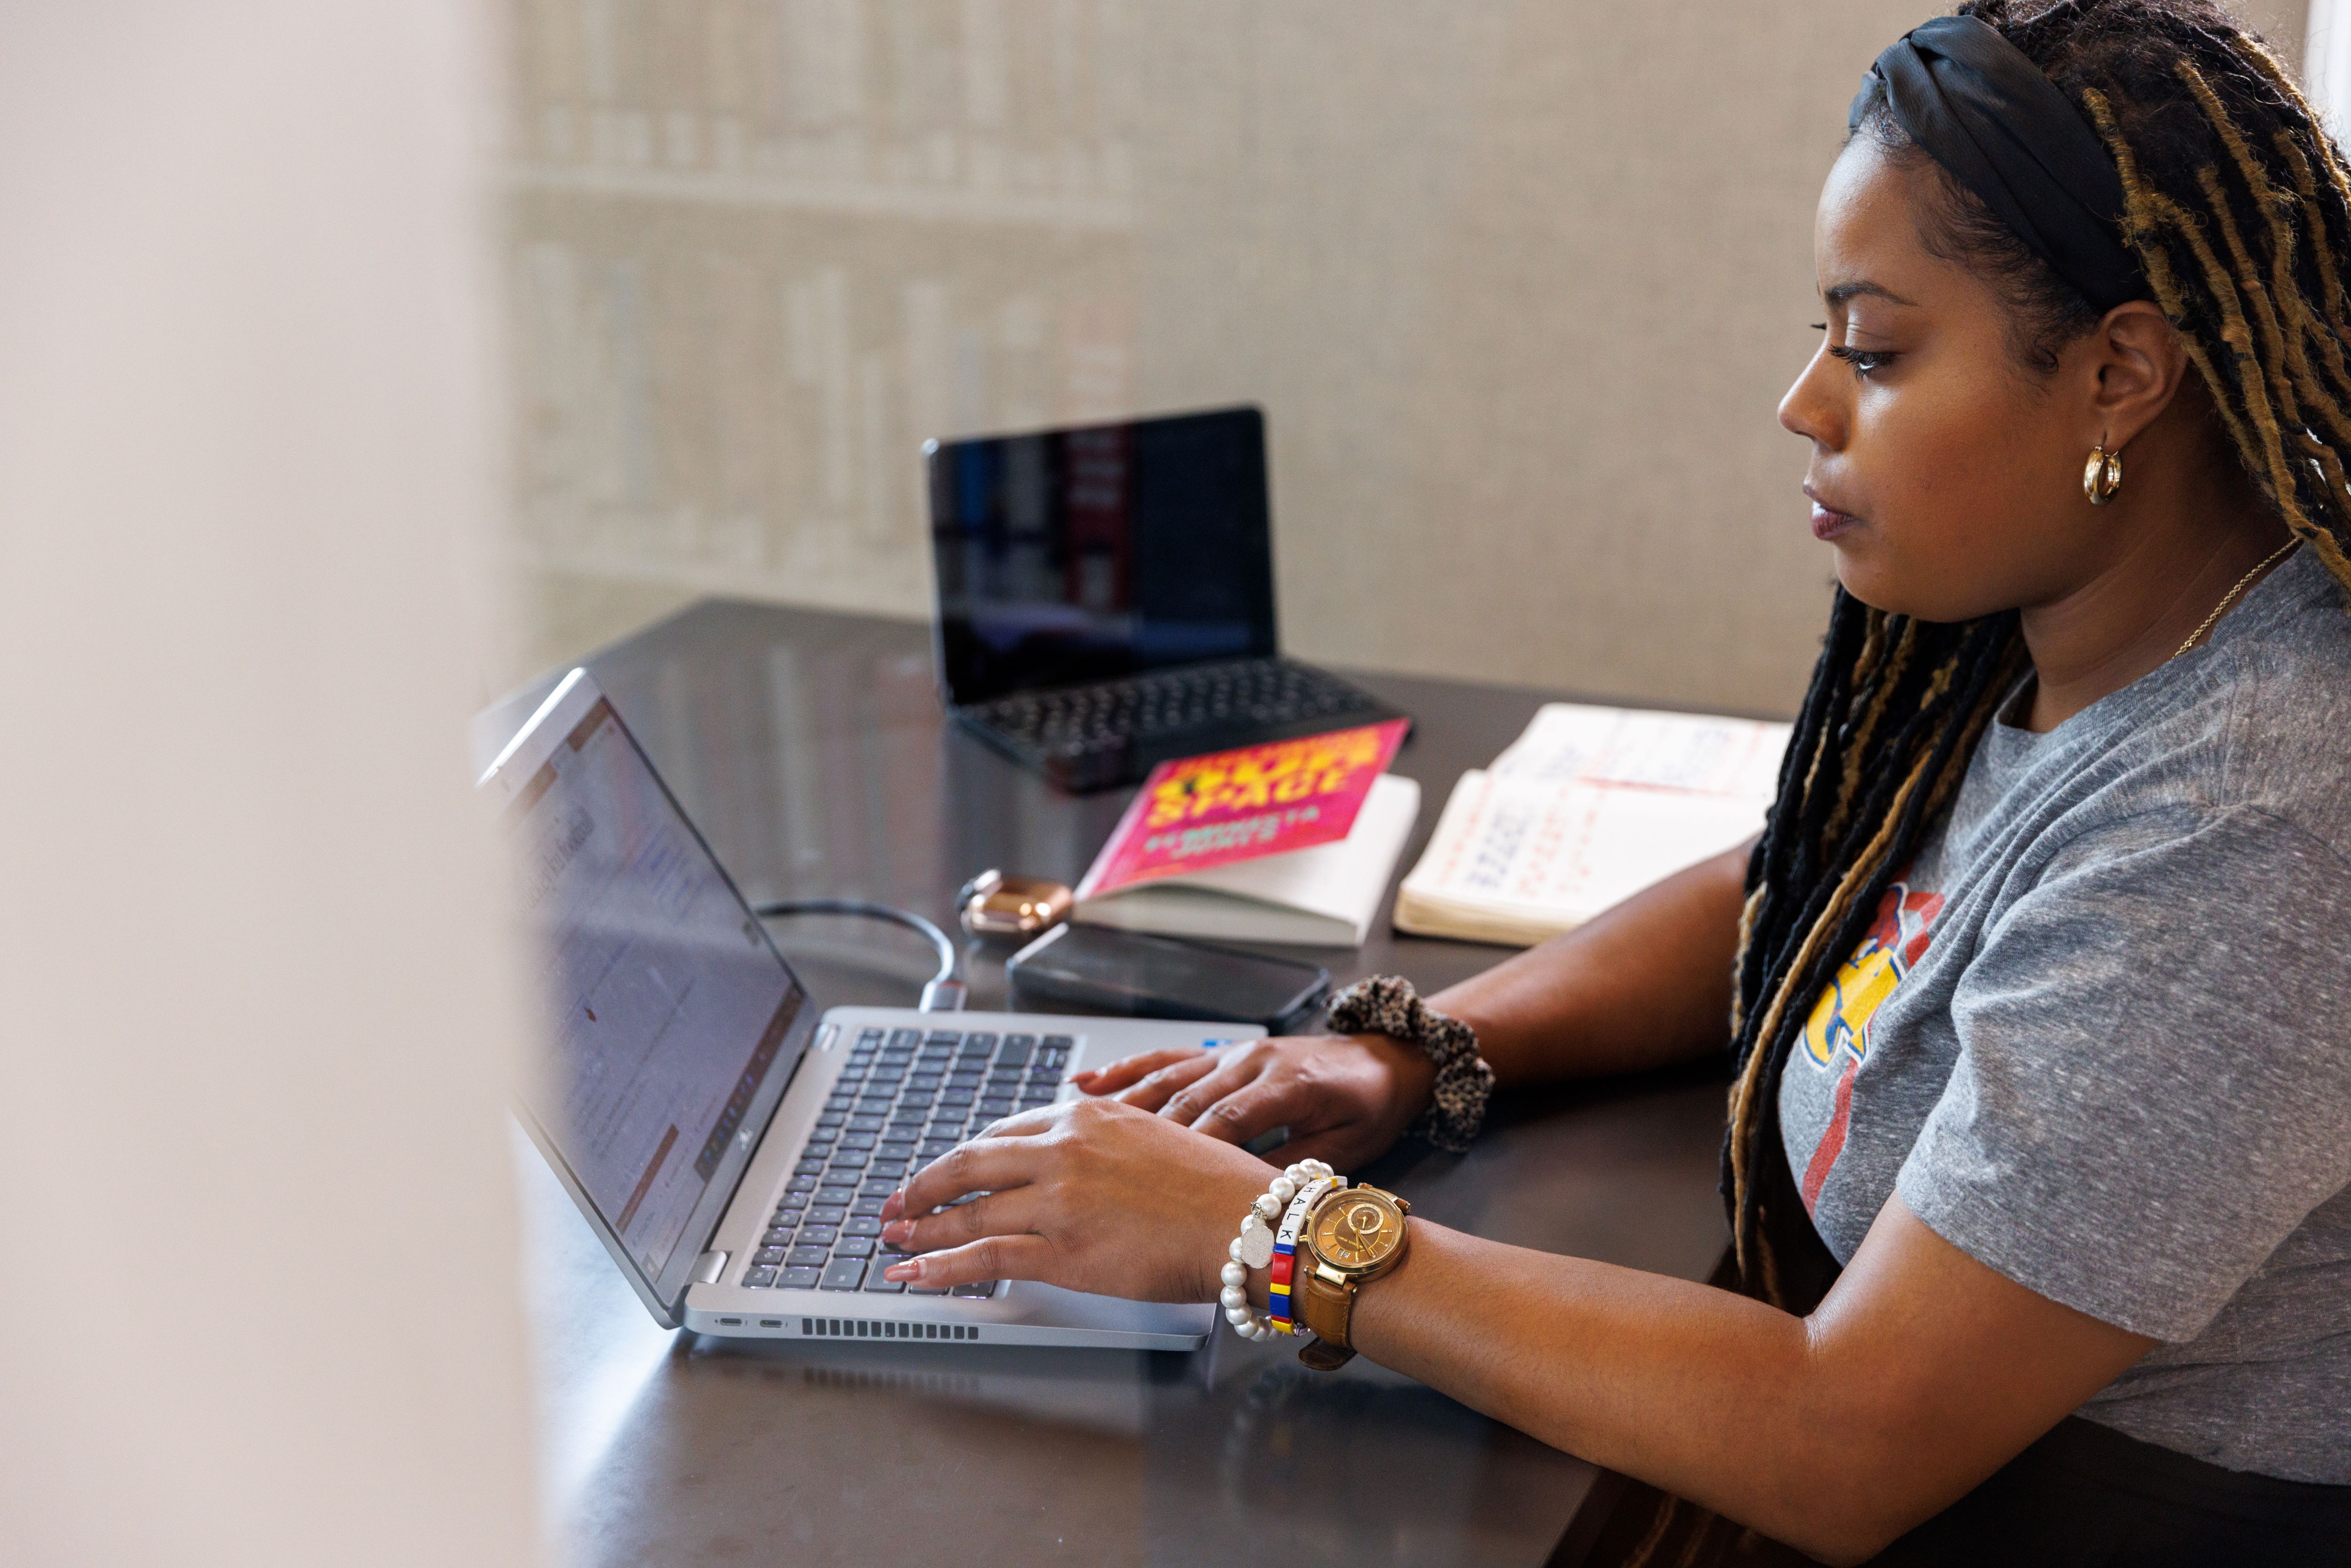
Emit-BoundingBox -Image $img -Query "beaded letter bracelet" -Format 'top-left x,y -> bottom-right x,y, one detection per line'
1268,1174 -> 1341,1333
1221,1159 -> 1336,1340
1325,975 -> 1494,1153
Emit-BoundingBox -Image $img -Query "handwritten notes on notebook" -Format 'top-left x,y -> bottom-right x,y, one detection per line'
1392,703 -> 1792,946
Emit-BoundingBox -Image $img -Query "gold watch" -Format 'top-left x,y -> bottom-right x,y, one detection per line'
1293,1184 -> 1411,1370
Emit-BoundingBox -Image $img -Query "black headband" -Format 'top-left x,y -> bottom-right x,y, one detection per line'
1850,13 -> 2145,312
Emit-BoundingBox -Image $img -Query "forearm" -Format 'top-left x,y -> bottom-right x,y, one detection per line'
889,1104 -> 2155,1564
1349,1224 -> 1893,1563
1428,842 -> 1751,1085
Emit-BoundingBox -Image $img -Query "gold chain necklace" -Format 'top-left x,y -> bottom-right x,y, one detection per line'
2170,537 -> 2300,660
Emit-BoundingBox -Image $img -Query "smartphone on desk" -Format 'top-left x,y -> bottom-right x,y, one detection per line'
1005,924 -> 1330,1037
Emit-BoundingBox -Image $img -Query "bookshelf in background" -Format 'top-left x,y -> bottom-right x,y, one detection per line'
503,0 -> 1144,664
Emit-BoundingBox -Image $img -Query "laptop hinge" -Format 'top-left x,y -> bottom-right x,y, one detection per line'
692,1249 -> 729,1286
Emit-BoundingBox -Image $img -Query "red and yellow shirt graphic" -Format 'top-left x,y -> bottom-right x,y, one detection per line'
1793,876 -> 1943,1213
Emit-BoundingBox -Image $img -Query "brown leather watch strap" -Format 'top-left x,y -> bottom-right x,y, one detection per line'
1294,1268 -> 1357,1368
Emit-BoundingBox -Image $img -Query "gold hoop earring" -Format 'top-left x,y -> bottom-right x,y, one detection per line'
2084,443 -> 2124,505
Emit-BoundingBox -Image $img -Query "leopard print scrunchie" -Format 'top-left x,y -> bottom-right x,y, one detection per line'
1324,975 -> 1493,1153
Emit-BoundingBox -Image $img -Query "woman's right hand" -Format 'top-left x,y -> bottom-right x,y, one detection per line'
1068,1032 -> 1436,1171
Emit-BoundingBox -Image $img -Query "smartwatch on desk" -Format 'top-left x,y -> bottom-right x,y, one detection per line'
1293,1184 -> 1411,1371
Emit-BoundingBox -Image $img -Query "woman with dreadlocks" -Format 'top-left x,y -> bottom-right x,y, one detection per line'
876,2 -> 2351,1559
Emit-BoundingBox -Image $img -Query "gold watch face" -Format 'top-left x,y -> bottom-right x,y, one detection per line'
1307,1189 -> 1405,1276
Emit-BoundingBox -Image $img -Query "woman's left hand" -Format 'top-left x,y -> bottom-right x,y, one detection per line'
876,1097 -> 1274,1301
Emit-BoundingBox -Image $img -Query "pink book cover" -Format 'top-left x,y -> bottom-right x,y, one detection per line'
1075,718 -> 1410,899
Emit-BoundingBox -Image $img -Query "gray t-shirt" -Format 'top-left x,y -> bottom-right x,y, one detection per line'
1777,545 -> 2351,1484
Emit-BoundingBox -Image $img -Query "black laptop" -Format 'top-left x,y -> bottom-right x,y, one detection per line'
924,406 -> 1409,792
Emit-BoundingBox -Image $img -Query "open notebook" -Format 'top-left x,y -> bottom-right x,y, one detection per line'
1393,703 -> 1791,946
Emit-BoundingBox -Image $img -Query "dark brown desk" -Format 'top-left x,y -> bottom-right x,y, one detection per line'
487,599 -> 1731,1568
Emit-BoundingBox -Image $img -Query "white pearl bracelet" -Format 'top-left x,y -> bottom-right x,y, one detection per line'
1220,1158 -> 1335,1339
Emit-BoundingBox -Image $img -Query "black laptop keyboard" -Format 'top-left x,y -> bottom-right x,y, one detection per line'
970,658 -> 1380,750
737,1026 -> 1074,1296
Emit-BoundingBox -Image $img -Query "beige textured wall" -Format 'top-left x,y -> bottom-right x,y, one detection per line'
1,4 -> 540,1566
503,0 -> 2306,717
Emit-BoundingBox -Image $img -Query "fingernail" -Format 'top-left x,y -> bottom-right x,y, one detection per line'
880,1188 -> 904,1218
884,1259 -> 918,1281
882,1220 -> 913,1244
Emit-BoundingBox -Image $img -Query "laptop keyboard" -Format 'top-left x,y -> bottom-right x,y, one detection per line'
970,658 -> 1380,750
737,1025 -> 1074,1297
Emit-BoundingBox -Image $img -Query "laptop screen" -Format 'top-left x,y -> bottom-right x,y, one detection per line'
502,682 -> 808,1302
925,405 -> 1279,706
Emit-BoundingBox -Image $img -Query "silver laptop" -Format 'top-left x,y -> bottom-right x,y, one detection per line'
481,668 -> 1228,1349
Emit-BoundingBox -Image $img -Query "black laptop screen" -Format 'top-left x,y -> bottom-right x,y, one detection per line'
927,406 -> 1279,706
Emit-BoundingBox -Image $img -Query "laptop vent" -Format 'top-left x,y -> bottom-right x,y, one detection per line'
802,1316 -> 980,1342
